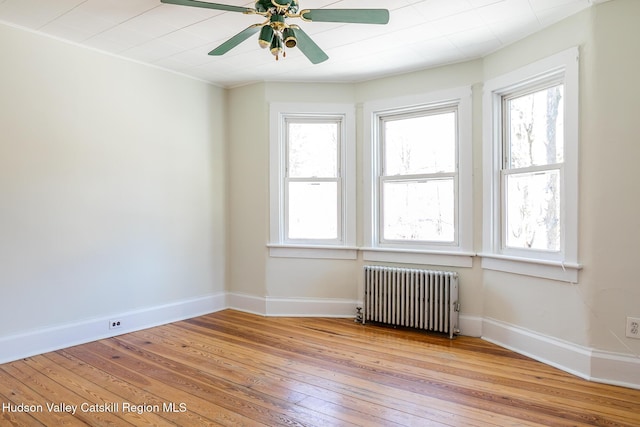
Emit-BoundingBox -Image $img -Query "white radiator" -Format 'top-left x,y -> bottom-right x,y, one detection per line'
363,265 -> 460,339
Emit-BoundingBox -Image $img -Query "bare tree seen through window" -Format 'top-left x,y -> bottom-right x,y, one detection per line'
505,84 -> 563,251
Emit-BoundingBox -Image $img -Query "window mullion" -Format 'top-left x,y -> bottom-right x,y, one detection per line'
502,163 -> 563,175
382,172 -> 456,182
287,177 -> 338,183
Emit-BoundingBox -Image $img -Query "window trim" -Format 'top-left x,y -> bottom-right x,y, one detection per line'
481,47 -> 581,282
363,87 -> 473,267
269,103 -> 356,259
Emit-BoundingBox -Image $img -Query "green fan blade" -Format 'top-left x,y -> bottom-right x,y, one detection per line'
301,9 -> 389,24
161,0 -> 253,13
208,25 -> 262,56
293,27 -> 329,64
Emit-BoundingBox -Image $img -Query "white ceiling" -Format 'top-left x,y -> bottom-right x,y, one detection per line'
0,0 -> 604,88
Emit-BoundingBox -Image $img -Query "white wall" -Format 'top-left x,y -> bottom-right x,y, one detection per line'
579,0 -> 640,354
480,4 -> 594,346
480,0 -> 640,387
355,60 -> 486,325
0,22 -> 227,358
225,83 -> 362,315
226,83 -> 269,301
227,65 -> 487,317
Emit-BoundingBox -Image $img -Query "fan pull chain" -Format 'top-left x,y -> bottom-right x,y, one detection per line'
275,49 -> 288,61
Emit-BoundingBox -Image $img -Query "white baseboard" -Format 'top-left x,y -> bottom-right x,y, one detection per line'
482,317 -> 640,390
482,317 -> 592,380
228,293 -> 358,318
266,296 -> 359,317
227,292 -> 267,315
459,314 -> 483,337
0,293 -> 226,365
230,293 -> 482,335
3,293 -> 638,390
591,349 -> 640,390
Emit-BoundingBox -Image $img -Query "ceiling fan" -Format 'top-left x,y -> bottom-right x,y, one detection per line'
160,0 -> 390,64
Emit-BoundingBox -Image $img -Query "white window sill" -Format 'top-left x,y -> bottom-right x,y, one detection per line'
268,244 -> 358,260
267,247 -> 582,282
268,244 -> 474,266
479,253 -> 581,283
362,248 -> 474,268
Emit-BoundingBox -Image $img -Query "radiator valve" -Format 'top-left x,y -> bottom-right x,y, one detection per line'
355,307 -> 363,323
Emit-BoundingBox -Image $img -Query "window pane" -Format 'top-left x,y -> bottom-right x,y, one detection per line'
506,84 -> 564,168
288,182 -> 338,240
505,170 -> 560,251
382,179 -> 454,242
384,111 -> 456,175
288,122 -> 338,178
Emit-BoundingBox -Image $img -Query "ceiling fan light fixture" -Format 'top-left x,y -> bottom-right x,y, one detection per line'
258,25 -> 274,48
283,27 -> 297,48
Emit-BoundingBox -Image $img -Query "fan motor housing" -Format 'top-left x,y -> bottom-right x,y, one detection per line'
255,0 -> 298,13
271,0 -> 294,7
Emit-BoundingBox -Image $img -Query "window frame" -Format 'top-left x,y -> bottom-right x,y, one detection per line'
363,87 -> 474,267
269,103 -> 356,260
500,79 -> 565,255
283,117 -> 342,244
481,47 -> 581,282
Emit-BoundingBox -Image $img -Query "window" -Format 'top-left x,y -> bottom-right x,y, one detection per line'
363,88 -> 473,267
381,108 -> 457,244
285,118 -> 340,241
269,103 -> 356,259
503,83 -> 564,252
482,47 -> 580,282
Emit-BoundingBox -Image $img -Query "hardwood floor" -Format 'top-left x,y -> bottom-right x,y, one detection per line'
1,310 -> 639,426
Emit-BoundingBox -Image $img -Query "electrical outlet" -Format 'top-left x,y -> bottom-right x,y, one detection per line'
626,317 -> 640,339
109,320 -> 123,330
